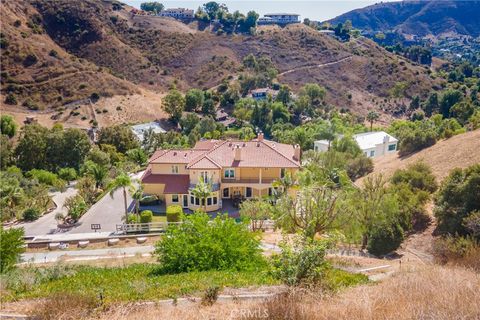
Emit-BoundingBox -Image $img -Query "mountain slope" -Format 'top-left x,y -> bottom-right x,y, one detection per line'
329,0 -> 480,38
0,0 -> 139,110
1,0 -> 443,125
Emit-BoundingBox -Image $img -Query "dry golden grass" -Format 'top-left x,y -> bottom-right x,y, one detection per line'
359,129 -> 480,185
30,265 -> 472,320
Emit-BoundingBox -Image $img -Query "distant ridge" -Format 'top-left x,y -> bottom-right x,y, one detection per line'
328,0 -> 480,38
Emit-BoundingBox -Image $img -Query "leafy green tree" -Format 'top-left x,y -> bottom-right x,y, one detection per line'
450,100 -> 475,125
435,164 -> 480,237
0,115 -> 17,138
162,88 -> 185,123
299,83 -> 326,112
180,113 -> 200,135
85,161 -> 108,189
366,111 -> 380,131
97,125 -> 139,153
126,148 -> 147,165
154,212 -> 264,273
276,85 -> 292,105
423,92 -> 439,116
239,199 -> 272,231
271,102 -> 290,123
203,1 -> 221,20
185,89 -> 204,112
62,129 -> 91,170
63,195 -> 87,221
0,135 -> 14,169
274,186 -> 349,239
0,226 -> 25,273
367,221 -> 404,256
202,98 -> 216,116
86,146 -> 110,167
15,124 -> 48,171
140,2 -> 164,13
107,173 -> 135,223
440,89 -> 463,118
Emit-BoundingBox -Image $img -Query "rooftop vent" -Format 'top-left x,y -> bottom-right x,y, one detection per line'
173,151 -> 177,156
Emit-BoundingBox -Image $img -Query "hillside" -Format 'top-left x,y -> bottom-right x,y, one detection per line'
361,129 -> 480,183
0,0 -> 139,110
329,0 -> 480,38
1,0 -> 444,127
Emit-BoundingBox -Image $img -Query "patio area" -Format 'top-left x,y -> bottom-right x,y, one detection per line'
138,199 -> 240,218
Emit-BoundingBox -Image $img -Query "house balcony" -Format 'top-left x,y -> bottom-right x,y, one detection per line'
189,182 -> 220,191
221,178 -> 277,184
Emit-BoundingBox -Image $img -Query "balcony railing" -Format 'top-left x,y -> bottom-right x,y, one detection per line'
221,178 -> 277,184
189,182 -> 220,191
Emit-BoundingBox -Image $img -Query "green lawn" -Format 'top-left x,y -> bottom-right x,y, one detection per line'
3,264 -> 278,304
151,215 -> 167,223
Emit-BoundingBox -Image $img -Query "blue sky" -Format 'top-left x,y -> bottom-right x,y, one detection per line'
124,0 -> 396,21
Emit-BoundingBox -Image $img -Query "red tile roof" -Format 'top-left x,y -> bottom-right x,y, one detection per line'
149,139 -> 300,169
141,169 -> 190,194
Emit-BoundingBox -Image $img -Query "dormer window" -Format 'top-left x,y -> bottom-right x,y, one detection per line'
224,169 -> 235,179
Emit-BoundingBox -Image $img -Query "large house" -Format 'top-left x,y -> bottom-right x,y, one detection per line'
314,131 -> 398,158
258,13 -> 300,25
141,134 -> 301,212
159,8 -> 194,20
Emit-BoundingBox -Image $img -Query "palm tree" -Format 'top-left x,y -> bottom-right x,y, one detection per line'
191,176 -> 212,212
107,173 -> 135,223
131,184 -> 144,219
89,163 -> 108,190
366,111 -> 380,131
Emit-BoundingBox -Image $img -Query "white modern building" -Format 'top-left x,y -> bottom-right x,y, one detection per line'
258,13 -> 300,25
314,131 -> 398,158
159,8 -> 194,20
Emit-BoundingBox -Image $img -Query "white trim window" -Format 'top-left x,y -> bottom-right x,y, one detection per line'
224,168 -> 235,179
172,165 -> 179,174
172,194 -> 179,203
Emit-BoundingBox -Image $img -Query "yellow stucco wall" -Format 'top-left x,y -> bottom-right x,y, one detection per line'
143,183 -> 166,200
151,163 -> 188,174
189,169 -> 221,184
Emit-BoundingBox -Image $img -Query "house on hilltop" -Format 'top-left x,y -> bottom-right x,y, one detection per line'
250,88 -> 278,100
314,131 -> 398,158
141,133 -> 301,212
258,13 -> 300,25
159,8 -> 194,20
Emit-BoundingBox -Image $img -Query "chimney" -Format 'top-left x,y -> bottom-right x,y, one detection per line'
293,144 -> 301,161
258,132 -> 264,142
234,144 -> 241,161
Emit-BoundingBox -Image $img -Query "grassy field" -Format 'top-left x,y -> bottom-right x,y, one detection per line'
1,264 -> 278,304
1,263 -> 367,305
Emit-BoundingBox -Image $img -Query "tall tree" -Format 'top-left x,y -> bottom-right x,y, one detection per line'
0,115 -> 17,138
0,226 -> 25,273
107,173 -> 135,223
140,2 -> 164,13
366,111 -> 380,131
162,88 -> 185,123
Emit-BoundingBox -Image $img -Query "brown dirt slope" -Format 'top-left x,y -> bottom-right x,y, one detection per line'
26,1 -> 441,114
365,129 -> 480,183
0,0 -> 139,110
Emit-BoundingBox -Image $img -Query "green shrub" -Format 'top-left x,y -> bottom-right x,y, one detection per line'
58,167 -> 77,183
0,226 -> 25,273
391,161 -> 438,193
26,169 -> 60,186
154,212 -> 264,273
140,210 -> 153,223
346,155 -> 373,180
63,195 -> 87,221
434,164 -> 480,236
23,208 -> 40,221
4,93 -> 17,105
271,236 -> 332,286
367,222 -> 404,256
166,205 -> 183,222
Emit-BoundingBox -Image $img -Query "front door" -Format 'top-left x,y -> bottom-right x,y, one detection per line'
182,195 -> 188,208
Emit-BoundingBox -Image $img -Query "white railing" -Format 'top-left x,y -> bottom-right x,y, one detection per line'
116,222 -> 182,233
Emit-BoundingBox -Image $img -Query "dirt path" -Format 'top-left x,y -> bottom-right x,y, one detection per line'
278,55 -> 353,77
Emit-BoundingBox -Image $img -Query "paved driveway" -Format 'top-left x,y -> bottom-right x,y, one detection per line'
16,185 -> 78,237
67,171 -> 144,234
